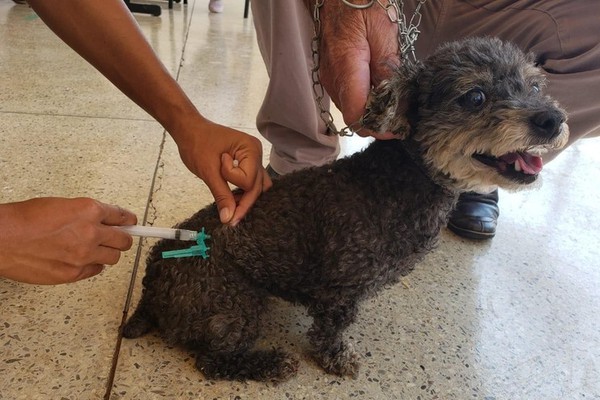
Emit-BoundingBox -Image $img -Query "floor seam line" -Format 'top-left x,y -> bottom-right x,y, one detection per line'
102,0 -> 197,397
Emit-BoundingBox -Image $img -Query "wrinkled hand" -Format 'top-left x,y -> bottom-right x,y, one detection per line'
0,198 -> 137,285
173,118 -> 272,226
314,1 -> 400,139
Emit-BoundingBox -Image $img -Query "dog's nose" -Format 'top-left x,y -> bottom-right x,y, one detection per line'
530,110 -> 565,140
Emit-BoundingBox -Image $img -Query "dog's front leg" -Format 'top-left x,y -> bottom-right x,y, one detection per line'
307,300 -> 360,378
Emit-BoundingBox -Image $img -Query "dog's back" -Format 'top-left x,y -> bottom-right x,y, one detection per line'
163,139 -> 454,304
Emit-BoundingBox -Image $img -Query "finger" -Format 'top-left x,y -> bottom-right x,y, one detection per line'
91,245 -> 122,266
203,165 -> 237,224
230,167 -> 271,216
230,169 -> 272,198
99,225 -> 135,251
367,21 -> 399,85
100,203 -> 138,226
262,168 -> 273,192
333,57 -> 398,140
331,59 -> 372,129
229,173 -> 264,226
323,45 -> 373,133
223,154 -> 271,225
220,152 -> 259,192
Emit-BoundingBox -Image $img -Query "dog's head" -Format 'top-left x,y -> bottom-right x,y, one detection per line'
363,37 -> 569,193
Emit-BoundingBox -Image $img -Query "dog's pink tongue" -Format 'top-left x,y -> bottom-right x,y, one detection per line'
501,152 -> 543,174
518,152 -> 543,174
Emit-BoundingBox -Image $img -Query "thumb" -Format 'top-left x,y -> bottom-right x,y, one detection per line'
204,172 -> 237,224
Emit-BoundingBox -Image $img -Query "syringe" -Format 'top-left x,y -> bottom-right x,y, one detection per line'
117,225 -> 198,241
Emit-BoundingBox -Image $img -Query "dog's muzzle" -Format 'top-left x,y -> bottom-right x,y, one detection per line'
472,104 -> 567,185
530,109 -> 565,141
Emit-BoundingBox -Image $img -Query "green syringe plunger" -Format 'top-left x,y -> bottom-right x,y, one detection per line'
161,228 -> 211,259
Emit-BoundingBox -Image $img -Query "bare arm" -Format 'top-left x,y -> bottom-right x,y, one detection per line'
27,0 -> 271,224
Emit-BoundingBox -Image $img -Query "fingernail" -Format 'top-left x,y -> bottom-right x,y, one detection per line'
219,207 -> 232,223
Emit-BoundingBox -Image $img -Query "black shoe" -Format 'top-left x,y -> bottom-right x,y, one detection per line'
265,164 -> 281,180
447,190 -> 499,240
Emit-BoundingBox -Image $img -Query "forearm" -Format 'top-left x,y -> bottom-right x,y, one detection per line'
25,0 -> 271,226
27,0 -> 205,140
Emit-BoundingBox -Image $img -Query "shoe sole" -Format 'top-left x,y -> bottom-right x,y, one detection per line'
447,222 -> 496,240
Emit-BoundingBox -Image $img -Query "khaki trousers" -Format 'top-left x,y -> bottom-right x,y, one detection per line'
252,0 -> 600,173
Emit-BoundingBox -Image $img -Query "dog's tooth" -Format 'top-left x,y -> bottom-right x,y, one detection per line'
514,161 -> 521,172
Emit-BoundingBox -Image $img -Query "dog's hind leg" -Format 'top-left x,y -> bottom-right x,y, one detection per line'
307,300 -> 360,378
193,296 -> 299,382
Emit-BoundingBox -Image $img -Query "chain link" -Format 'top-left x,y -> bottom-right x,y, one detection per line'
311,0 -> 426,136
377,0 -> 426,62
341,0 -> 375,9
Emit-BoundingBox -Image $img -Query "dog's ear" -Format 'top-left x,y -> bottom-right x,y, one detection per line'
361,62 -> 421,140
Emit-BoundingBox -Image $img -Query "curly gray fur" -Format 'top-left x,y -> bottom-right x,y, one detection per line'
123,37 -> 568,382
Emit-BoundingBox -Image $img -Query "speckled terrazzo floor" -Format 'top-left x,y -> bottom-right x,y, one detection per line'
1,1 -> 599,399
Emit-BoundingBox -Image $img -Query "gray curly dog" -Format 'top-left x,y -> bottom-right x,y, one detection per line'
123,37 -> 569,382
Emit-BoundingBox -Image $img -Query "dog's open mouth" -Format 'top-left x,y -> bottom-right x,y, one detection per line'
473,150 -> 543,183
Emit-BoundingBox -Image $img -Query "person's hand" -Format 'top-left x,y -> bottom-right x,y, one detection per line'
172,118 -> 272,226
312,1 -> 400,139
0,198 -> 137,285
25,0 -> 270,226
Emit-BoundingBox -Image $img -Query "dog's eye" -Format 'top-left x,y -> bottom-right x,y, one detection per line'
460,89 -> 486,110
532,83 -> 541,93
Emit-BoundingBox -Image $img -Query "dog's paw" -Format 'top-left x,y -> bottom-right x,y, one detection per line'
316,342 -> 360,378
196,349 -> 299,382
266,351 -> 300,383
122,313 -> 153,339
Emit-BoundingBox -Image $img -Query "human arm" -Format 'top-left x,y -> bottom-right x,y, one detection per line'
26,0 -> 271,225
304,0 -> 400,139
0,198 -> 137,284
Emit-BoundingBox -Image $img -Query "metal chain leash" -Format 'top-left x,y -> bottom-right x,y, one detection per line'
310,0 -> 346,136
311,0 -> 426,136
